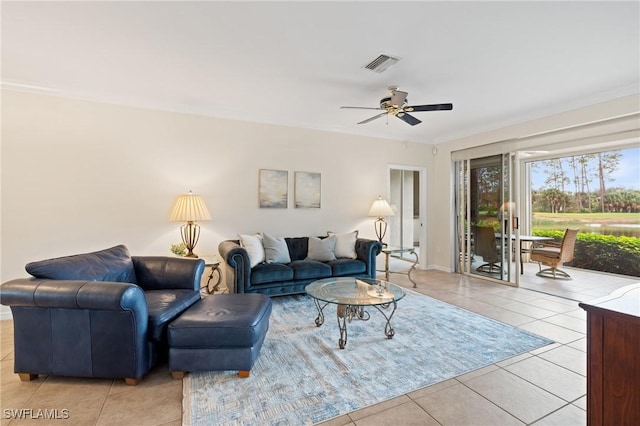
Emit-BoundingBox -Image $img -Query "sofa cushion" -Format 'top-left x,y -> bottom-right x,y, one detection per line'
285,237 -> 309,261
328,231 -> 358,259
145,289 -> 201,342
327,259 -> 367,276
251,263 -> 294,285
25,245 -> 137,284
262,233 -> 292,264
307,236 -> 337,262
289,260 -> 332,280
239,234 -> 265,268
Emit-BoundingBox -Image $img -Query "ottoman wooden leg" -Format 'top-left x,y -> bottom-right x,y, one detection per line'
18,373 -> 37,382
171,371 -> 186,379
238,370 -> 250,378
124,378 -> 140,386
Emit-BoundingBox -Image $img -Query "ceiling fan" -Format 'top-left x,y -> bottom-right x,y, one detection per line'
340,86 -> 453,126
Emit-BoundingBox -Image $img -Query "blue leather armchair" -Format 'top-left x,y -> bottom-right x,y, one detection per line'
0,245 -> 205,385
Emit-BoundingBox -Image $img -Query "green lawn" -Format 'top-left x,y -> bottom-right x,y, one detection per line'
532,212 -> 640,238
532,212 -> 640,224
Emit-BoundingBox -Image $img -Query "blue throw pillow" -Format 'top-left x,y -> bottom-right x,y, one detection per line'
25,244 -> 137,283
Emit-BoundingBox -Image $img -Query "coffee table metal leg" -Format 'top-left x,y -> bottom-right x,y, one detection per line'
313,298 -> 327,327
372,300 -> 398,339
336,304 -> 348,349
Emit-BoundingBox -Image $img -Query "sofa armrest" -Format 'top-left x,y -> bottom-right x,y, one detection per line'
355,238 -> 383,278
132,257 -> 205,291
218,240 -> 251,293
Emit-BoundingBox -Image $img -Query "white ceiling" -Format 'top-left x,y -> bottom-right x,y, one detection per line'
2,1 -> 639,144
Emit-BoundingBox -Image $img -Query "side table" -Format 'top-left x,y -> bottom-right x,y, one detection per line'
199,255 -> 223,294
380,246 -> 418,288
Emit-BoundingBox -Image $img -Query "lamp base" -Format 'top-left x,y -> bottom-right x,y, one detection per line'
374,218 -> 388,246
180,222 -> 201,260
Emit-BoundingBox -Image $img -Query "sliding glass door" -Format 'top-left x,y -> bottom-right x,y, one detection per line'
455,154 -> 519,285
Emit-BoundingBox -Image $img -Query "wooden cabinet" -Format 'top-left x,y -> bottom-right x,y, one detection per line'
579,283 -> 640,426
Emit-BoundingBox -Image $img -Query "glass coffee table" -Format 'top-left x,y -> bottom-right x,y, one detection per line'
305,277 -> 406,349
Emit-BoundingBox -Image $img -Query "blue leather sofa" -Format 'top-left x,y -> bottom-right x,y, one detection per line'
218,237 -> 382,295
0,245 -> 205,385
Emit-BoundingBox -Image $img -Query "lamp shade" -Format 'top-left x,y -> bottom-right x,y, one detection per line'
170,192 -> 211,222
368,196 -> 395,218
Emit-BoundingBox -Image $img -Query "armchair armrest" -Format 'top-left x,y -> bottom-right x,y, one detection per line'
540,241 -> 561,248
218,240 -> 251,293
1,278 -> 147,316
132,257 -> 205,291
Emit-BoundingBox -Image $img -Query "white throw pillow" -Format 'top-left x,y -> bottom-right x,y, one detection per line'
262,233 -> 291,264
306,236 -> 337,262
327,231 -> 358,259
239,234 -> 265,268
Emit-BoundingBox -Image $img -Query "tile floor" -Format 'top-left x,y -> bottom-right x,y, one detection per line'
1,265 -> 637,425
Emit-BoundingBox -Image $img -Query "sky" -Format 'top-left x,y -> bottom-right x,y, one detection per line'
530,146 -> 640,191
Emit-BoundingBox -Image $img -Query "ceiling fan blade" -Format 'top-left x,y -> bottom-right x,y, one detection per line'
396,112 -> 422,126
340,106 -> 385,110
406,103 -> 453,112
390,90 -> 408,107
358,112 -> 388,125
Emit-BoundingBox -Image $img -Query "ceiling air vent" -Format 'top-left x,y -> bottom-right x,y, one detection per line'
363,54 -> 400,73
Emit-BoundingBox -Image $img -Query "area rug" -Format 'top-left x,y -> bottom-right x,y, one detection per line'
183,290 -> 553,425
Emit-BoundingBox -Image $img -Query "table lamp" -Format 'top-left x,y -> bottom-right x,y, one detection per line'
368,196 -> 395,245
169,191 -> 211,258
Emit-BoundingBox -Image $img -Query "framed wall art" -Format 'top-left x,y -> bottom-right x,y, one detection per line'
294,171 -> 321,208
259,169 -> 288,208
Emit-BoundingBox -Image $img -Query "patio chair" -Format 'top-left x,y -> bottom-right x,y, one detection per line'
473,226 -> 501,274
530,229 -> 578,280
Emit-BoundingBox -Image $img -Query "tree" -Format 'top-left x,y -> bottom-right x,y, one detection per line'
568,156 -> 582,209
542,158 -> 570,193
541,188 -> 568,213
596,151 -> 622,213
578,154 -> 595,210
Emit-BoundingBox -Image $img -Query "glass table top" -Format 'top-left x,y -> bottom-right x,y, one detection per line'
305,277 -> 405,306
381,246 -> 416,254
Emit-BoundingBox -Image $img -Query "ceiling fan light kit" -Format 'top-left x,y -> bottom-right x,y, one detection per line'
340,86 -> 453,126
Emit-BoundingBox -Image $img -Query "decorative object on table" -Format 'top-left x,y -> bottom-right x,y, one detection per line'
184,291 -> 552,425
170,242 -> 188,257
169,191 -> 211,258
259,169 -> 288,208
294,171 -> 321,208
368,196 -> 395,245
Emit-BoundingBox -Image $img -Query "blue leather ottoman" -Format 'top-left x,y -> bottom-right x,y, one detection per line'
167,293 -> 272,378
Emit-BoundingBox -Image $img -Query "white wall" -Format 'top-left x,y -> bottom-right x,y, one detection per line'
1,90 -> 434,290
